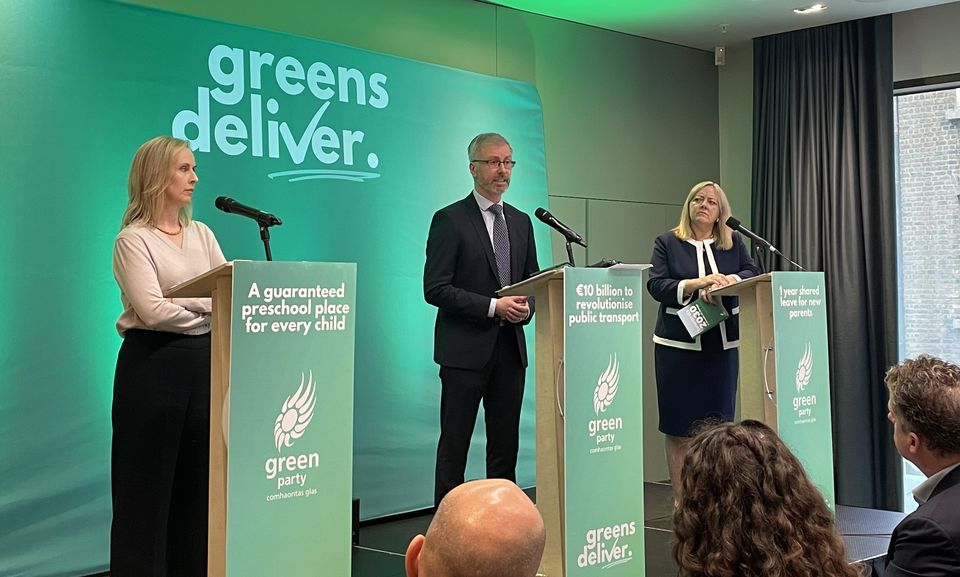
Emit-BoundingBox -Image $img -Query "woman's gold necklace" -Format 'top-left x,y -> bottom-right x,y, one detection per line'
154,223 -> 182,235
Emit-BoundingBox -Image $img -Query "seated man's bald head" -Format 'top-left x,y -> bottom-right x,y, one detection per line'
405,479 -> 545,577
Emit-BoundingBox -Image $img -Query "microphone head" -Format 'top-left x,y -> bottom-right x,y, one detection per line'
215,196 -> 232,211
725,216 -> 742,229
534,207 -> 552,223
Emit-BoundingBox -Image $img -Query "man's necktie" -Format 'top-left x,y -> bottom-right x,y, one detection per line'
489,204 -> 511,287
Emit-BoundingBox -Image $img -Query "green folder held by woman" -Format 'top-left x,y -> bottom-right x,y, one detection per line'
677,297 -> 729,338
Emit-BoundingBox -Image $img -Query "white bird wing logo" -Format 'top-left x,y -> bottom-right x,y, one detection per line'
274,371 -> 318,452
795,343 -> 813,393
593,355 -> 620,416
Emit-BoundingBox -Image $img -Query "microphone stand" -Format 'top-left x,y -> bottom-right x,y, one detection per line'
257,216 -> 279,261
752,244 -> 766,274
778,251 -> 806,271
566,240 -> 576,267
753,239 -> 805,272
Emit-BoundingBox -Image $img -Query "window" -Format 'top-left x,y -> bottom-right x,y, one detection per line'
893,84 -> 960,512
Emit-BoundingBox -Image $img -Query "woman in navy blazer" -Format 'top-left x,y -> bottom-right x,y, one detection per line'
646,181 -> 760,503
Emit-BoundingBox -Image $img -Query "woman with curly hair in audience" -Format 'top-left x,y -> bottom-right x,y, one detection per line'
673,420 -> 863,577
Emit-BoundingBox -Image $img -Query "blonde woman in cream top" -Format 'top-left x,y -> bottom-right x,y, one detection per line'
110,136 -> 225,577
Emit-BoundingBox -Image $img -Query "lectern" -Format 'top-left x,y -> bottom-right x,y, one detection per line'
502,265 -> 648,577
166,260 -> 356,577
711,271 -> 836,508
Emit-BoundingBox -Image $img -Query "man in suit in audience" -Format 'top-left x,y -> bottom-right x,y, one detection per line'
884,354 -> 960,576
404,479 -> 545,577
424,132 -> 539,506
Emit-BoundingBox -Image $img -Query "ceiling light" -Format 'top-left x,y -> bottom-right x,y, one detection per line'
794,3 -> 827,14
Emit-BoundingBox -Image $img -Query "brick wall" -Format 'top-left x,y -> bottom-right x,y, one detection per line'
896,89 -> 960,362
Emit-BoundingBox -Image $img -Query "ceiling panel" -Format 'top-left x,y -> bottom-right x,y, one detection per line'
489,0 -> 958,50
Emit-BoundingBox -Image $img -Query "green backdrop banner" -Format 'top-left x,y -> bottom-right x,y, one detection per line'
563,267 -> 646,577
0,1 -> 548,575
771,272 -> 836,509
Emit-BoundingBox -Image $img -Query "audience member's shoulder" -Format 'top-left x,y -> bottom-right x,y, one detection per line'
922,473 -> 960,522
890,511 -> 960,575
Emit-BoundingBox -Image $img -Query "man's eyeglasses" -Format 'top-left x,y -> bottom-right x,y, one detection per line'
471,159 -> 517,169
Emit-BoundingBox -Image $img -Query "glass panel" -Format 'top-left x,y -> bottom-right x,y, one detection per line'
893,86 -> 960,512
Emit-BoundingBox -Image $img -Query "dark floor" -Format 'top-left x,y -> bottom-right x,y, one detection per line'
351,481 -> 904,577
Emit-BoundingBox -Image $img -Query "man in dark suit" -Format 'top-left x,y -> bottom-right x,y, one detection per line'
424,132 -> 539,506
884,355 -> 960,576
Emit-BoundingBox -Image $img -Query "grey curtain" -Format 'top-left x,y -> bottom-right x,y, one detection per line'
752,16 -> 900,510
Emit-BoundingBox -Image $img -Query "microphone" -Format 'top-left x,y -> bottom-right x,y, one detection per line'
535,208 -> 587,247
725,216 -> 777,253
215,196 -> 282,227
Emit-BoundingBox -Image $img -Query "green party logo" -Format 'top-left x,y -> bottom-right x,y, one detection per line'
587,355 -> 624,453
172,44 -> 389,182
264,371 -> 321,490
792,343 -> 818,422
593,354 -> 620,415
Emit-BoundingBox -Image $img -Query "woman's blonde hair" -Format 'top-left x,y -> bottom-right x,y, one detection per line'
673,181 -> 733,250
121,136 -> 193,229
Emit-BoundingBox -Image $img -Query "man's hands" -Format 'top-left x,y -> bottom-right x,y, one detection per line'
495,296 -> 530,323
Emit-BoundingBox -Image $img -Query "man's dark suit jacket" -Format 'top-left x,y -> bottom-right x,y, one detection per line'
886,464 -> 960,576
424,193 -> 538,370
